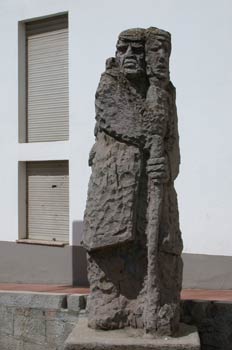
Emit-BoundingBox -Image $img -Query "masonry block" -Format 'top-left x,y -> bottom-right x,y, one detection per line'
0,291 -> 67,309
0,334 -> 21,350
67,294 -> 87,313
0,304 -> 14,336
14,314 -> 46,344
46,319 -> 76,347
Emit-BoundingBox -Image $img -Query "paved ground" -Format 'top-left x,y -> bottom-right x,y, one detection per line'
0,284 -> 231,301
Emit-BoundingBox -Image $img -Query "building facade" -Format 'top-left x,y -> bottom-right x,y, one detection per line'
0,0 -> 232,288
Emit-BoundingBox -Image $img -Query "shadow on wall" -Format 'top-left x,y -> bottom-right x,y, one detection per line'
72,221 -> 89,287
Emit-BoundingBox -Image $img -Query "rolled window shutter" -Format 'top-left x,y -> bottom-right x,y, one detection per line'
26,15 -> 69,142
27,161 -> 69,242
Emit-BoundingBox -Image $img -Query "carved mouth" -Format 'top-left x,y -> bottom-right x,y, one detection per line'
156,65 -> 166,71
124,59 -> 137,68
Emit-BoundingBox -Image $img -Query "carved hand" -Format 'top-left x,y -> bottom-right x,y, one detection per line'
147,155 -> 169,184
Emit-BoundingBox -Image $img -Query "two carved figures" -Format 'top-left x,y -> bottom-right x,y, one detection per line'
83,27 -> 183,336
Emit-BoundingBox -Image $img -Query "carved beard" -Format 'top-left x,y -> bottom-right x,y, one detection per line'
116,58 -> 145,81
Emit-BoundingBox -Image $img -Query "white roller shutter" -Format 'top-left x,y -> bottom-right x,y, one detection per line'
26,15 -> 69,142
27,161 -> 69,242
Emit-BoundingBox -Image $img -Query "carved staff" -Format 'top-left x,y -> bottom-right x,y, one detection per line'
144,27 -> 172,333
145,133 -> 164,334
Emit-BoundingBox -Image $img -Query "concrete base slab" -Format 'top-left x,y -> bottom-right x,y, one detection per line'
64,318 -> 200,350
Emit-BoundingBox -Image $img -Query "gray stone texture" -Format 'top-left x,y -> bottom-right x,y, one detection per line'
67,294 -> 88,312
0,291 -> 67,309
2,291 -> 232,350
83,27 -> 183,336
0,292 -> 81,350
64,317 -> 200,350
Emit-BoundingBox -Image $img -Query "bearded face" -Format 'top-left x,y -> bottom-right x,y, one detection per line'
115,29 -> 171,87
116,39 -> 146,79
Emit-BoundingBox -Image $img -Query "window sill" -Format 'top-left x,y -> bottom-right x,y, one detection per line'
16,239 -> 68,247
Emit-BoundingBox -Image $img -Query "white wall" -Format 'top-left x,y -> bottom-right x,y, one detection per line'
0,0 -> 231,255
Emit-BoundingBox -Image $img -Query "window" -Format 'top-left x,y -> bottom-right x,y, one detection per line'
18,14 -> 69,244
25,14 -> 69,142
26,161 -> 69,242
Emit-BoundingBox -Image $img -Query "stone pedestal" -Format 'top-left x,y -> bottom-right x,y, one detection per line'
64,318 -> 200,350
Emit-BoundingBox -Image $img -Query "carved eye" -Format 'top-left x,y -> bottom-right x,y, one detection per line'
150,45 -> 160,52
117,45 -> 128,54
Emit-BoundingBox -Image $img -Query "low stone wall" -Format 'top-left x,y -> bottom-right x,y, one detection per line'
181,300 -> 232,350
0,291 -> 87,350
1,291 -> 231,350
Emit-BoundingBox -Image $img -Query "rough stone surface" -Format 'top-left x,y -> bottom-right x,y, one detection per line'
83,27 -> 183,336
0,292 -> 81,350
67,294 -> 88,312
181,300 -> 232,350
64,317 -> 200,350
0,291 -> 67,309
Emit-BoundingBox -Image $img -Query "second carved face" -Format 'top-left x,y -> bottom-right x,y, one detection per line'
145,35 -> 171,84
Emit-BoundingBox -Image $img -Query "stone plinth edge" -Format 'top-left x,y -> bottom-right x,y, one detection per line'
0,291 -> 67,309
64,318 -> 200,350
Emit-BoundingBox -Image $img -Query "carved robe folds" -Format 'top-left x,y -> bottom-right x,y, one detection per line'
82,27 -> 183,336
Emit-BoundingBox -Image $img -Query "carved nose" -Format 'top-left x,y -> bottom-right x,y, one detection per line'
158,55 -> 165,63
158,49 -> 166,63
125,44 -> 133,55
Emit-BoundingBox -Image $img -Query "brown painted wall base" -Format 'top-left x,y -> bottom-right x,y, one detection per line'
0,240 -> 231,289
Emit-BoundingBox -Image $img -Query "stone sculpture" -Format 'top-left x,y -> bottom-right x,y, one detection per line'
83,27 -> 183,336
